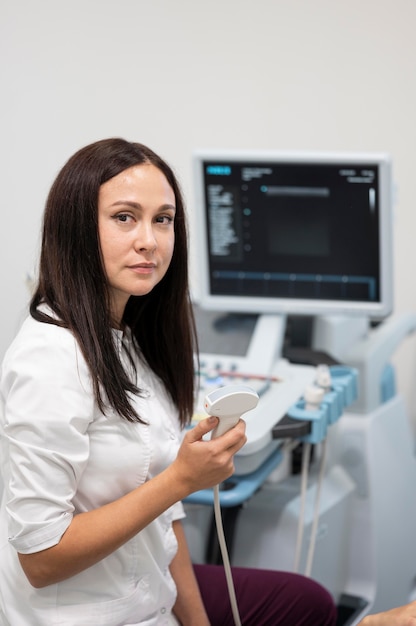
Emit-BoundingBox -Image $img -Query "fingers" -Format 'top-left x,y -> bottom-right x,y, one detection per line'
214,420 -> 247,453
187,416 -> 246,447
186,416 -> 218,442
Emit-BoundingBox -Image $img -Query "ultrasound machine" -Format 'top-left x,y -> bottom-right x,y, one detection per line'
182,150 -> 416,624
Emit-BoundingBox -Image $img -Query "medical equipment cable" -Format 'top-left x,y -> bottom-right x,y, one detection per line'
204,385 -> 259,626
305,438 -> 328,577
213,484 -> 242,626
293,441 -> 312,573
303,364 -> 332,576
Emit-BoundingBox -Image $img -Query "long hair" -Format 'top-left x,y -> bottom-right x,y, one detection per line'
30,138 -> 198,427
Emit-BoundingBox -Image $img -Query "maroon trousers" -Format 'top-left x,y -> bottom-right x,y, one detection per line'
194,564 -> 337,626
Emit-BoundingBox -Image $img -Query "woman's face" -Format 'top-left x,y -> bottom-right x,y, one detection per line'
98,163 -> 176,325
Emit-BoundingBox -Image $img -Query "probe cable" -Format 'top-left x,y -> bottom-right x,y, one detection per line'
305,438 -> 328,577
213,484 -> 242,626
292,438 -> 328,577
293,441 -> 311,573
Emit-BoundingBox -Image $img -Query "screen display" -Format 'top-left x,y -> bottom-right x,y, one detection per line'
194,151 -> 393,319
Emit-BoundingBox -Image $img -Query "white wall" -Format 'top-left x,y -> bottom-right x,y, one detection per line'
2,0 -> 416,421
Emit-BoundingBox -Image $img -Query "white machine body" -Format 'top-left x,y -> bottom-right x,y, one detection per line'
185,311 -> 416,624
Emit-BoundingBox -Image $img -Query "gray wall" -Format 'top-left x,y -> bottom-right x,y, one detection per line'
2,0 -> 416,421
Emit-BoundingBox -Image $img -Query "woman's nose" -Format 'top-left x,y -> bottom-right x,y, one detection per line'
134,223 -> 157,252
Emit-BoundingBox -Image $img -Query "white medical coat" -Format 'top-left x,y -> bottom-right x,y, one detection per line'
0,313 -> 185,625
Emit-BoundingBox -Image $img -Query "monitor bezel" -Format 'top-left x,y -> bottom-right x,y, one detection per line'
192,149 -> 394,321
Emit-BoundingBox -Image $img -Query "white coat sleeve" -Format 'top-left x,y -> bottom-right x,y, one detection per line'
0,322 -> 95,554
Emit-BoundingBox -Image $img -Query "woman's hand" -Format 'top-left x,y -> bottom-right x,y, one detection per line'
171,416 -> 247,496
358,601 -> 416,625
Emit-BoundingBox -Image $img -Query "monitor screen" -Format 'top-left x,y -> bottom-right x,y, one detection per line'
193,150 -> 393,320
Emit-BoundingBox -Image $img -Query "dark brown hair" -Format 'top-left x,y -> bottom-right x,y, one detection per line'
30,138 -> 198,426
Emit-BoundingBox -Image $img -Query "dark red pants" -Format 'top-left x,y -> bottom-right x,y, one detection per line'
194,564 -> 337,626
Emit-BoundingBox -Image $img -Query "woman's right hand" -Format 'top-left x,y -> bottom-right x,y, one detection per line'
172,416 -> 247,496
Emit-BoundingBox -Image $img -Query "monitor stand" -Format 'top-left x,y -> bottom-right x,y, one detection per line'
243,313 -> 287,377
194,307 -> 287,380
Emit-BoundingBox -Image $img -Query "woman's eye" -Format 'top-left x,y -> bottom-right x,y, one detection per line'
156,215 -> 174,225
114,213 -> 132,223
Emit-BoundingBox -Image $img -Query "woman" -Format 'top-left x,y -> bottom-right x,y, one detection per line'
0,138 -> 336,625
